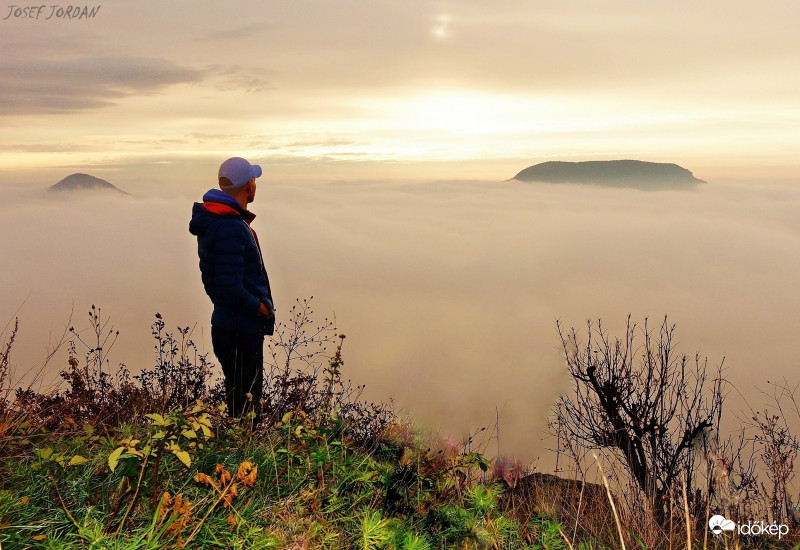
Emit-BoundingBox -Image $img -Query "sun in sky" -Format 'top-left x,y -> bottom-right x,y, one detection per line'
1,0 -> 799,183
431,14 -> 453,41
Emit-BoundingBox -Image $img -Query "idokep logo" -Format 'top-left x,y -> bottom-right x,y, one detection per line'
709,514 -> 790,540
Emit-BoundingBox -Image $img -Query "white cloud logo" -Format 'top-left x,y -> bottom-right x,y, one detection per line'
709,515 -> 736,535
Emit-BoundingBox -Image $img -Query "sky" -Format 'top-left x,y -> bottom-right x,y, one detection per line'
2,0 -> 800,185
2,1 -> 800,463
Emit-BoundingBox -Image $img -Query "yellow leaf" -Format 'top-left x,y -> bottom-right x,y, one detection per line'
200,425 -> 212,438
145,413 -> 167,426
36,447 -> 53,461
127,448 -> 144,458
181,429 -> 197,439
108,447 -> 125,472
33,534 -> 48,541
172,449 -> 191,468
67,455 -> 89,467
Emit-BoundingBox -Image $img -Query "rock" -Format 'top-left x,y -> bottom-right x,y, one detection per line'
502,472 -> 615,532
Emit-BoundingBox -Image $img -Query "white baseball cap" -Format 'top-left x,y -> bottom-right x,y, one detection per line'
218,157 -> 262,188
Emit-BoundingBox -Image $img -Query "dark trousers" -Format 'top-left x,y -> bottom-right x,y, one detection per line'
211,326 -> 264,421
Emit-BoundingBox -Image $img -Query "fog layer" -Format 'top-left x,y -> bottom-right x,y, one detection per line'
2,179 -> 799,461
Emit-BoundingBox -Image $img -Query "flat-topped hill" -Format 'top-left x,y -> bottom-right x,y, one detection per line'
513,160 -> 705,189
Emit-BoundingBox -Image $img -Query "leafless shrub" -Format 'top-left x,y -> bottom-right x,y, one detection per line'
740,380 -> 800,526
754,411 -> 797,523
696,426 -> 761,527
135,314 -> 215,413
266,297 -> 335,376
259,298 -> 394,445
0,318 -> 18,412
7,300 -> 394,450
695,382 -> 800,531
552,315 -> 725,523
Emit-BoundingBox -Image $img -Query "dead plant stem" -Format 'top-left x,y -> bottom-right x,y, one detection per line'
115,453 -> 150,535
682,477 -> 692,550
594,453 -> 626,550
50,476 -> 78,528
181,477 -> 237,547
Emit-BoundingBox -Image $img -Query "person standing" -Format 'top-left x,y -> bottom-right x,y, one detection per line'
189,157 -> 274,421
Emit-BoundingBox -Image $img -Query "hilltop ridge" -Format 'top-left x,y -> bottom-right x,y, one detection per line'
513,160 -> 704,189
48,173 -> 128,194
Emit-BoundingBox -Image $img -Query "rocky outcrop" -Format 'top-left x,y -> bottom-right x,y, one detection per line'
502,472 -> 616,534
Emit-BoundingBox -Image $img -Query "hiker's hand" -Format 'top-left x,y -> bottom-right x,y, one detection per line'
258,302 -> 273,318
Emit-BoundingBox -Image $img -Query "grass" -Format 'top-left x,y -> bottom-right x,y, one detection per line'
1,303 -> 799,549
0,402 -> 541,549
0,303 -> 538,549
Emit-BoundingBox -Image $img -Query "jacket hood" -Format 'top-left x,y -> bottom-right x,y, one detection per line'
189,189 -> 255,236
202,188 -> 242,207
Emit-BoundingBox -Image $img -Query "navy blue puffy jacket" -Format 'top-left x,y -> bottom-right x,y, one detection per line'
189,189 -> 274,335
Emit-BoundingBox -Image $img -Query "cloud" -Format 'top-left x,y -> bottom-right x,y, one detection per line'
4,143 -> 87,153
204,22 -> 271,41
0,56 -> 208,115
204,64 -> 273,93
242,0 -> 800,105
2,0 -> 798,178
2,177 -> 800,465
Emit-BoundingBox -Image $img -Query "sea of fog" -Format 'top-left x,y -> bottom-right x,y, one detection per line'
1,178 -> 799,463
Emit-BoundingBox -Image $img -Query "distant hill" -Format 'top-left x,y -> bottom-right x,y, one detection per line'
48,173 -> 129,194
513,160 -> 705,189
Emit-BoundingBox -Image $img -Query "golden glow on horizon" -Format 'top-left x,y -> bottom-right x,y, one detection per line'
354,91 -> 565,135
1,1 -> 799,181
403,92 -> 520,134
2,87 -> 799,180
